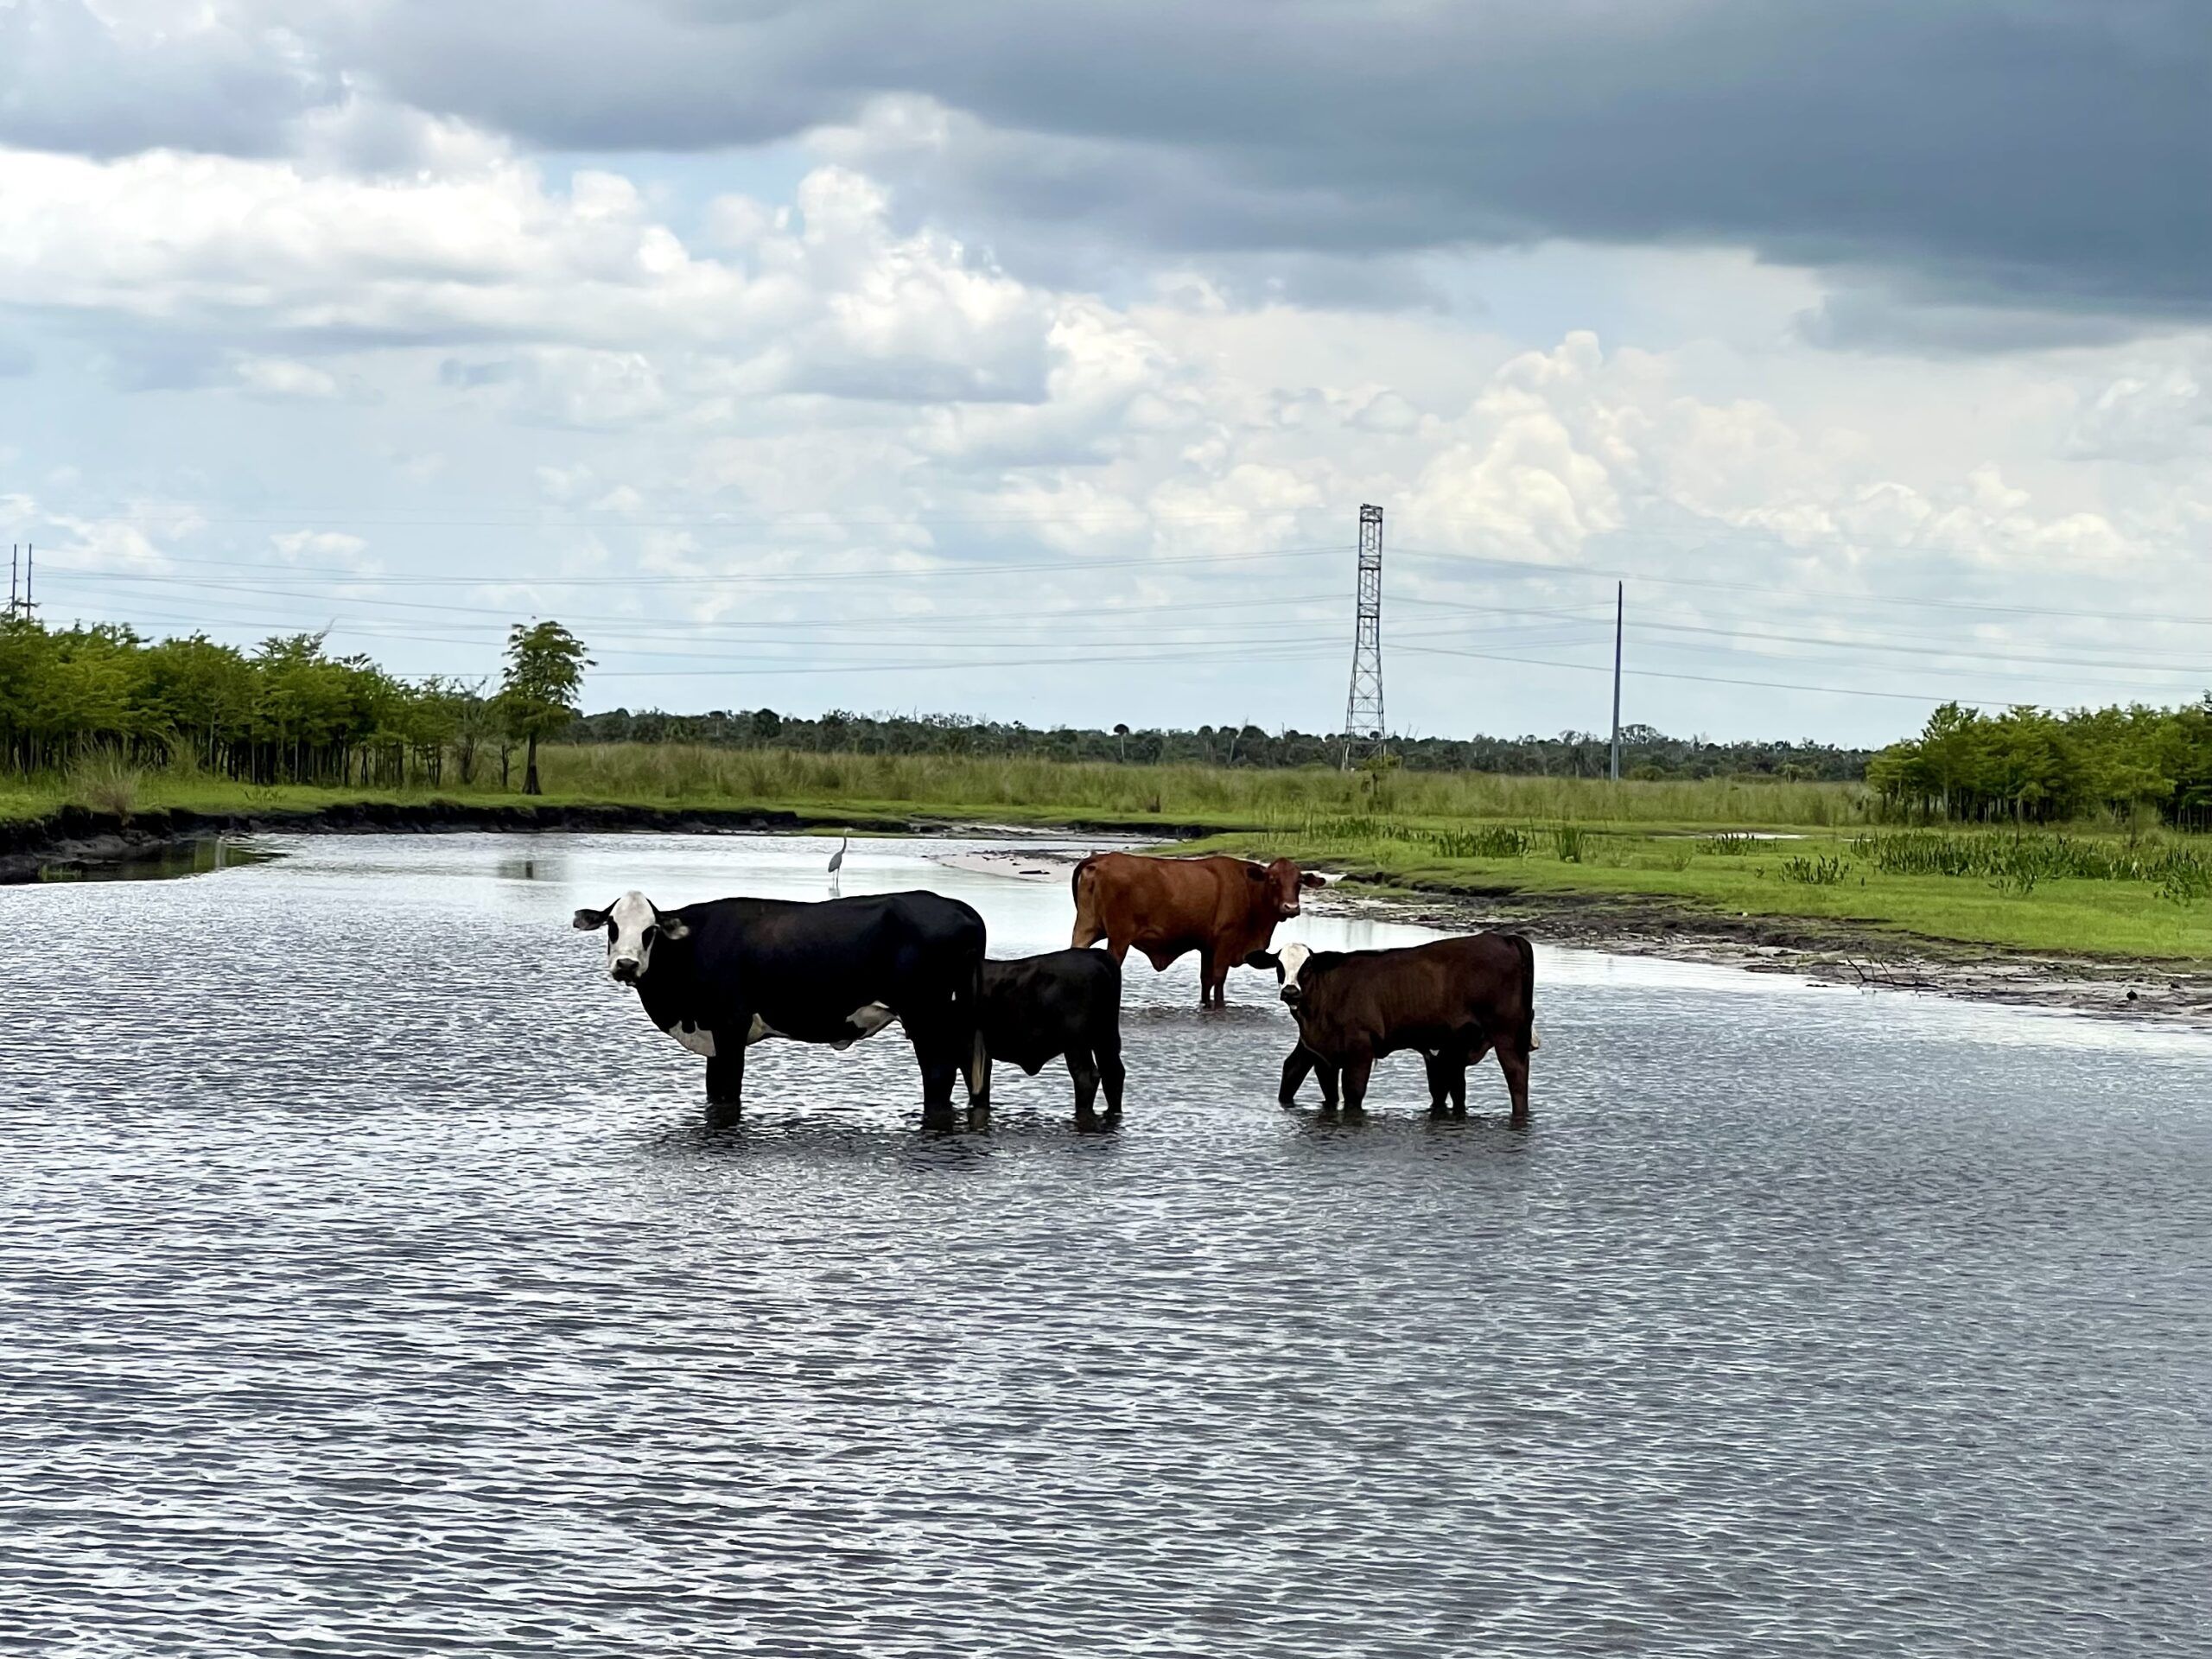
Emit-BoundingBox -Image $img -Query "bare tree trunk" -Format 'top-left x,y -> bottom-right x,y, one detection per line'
524,732 -> 541,797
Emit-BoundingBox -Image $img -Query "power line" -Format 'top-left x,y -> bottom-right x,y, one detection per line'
1398,642 -> 2202,708
1395,644 -> 2016,709
1624,618 -> 2212,678
1392,543 -> 2212,630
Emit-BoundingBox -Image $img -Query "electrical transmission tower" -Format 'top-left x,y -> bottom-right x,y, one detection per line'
1341,504 -> 1385,767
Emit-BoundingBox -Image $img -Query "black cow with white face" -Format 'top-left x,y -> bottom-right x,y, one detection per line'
575,887 -> 990,1129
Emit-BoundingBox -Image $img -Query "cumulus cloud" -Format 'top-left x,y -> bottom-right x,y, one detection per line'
2066,360 -> 2209,462
270,528 -> 373,569
3,489 -> 201,575
0,143 -> 1070,412
0,0 -> 327,157
235,356 -> 342,399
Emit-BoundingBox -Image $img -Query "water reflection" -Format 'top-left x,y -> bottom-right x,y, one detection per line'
35,833 -> 277,882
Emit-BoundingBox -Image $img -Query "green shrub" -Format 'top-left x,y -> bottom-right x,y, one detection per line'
1779,854 -> 1847,885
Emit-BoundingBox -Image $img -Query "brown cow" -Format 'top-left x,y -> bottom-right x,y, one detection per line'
1249,933 -> 1538,1122
1071,851 -> 1325,1007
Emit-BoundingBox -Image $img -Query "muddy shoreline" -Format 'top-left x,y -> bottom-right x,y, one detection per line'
935,846 -> 2212,1030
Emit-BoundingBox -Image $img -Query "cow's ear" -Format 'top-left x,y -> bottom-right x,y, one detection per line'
1244,950 -> 1281,976
1246,863 -> 1269,881
573,906 -> 610,931
1300,871 -> 1326,889
658,913 -> 690,941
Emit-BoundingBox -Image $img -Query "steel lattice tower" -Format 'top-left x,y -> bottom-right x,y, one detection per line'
1341,504 -> 1385,766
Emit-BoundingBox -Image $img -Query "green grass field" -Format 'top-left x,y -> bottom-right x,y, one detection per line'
9,744 -> 2209,962
1186,819 -> 2212,961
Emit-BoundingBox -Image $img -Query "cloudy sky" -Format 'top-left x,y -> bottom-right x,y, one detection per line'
3,0 -> 2207,743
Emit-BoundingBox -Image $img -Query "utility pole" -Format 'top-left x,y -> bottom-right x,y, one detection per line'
1608,582 -> 1624,783
1340,504 -> 1385,769
8,544 -> 16,620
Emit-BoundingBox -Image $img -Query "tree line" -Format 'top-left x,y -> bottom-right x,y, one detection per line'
1867,700 -> 2212,828
0,616 -> 588,795
7,611 -> 2209,824
566,707 -> 1876,782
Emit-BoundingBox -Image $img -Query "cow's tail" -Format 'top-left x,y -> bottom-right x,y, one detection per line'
963,948 -> 990,1105
1512,933 -> 1540,1052
1070,854 -> 1104,948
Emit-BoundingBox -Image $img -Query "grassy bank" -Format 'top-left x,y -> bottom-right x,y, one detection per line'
10,745 -> 2209,963
1188,819 -> 2212,961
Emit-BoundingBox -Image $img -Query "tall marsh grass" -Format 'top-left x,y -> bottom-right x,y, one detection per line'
534,744 -> 1875,828
65,751 -> 146,818
1849,830 -> 2211,902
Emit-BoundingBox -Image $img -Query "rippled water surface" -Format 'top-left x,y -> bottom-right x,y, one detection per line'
5,832 -> 2210,1656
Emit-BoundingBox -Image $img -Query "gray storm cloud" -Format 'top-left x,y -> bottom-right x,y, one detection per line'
1,0 -> 2205,341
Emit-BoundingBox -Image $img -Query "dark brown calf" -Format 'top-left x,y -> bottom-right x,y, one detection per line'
1249,933 -> 1538,1122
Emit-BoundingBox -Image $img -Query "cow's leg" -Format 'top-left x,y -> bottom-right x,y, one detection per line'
1279,1045 -> 1316,1106
1096,1039 -> 1125,1125
917,1049 -> 959,1131
1315,1058 -> 1341,1110
1497,1039 -> 1532,1127
905,1019 -> 960,1131
1067,1048 -> 1102,1129
1202,947 -> 1234,1008
1339,1051 -> 1375,1114
1105,932 -> 1133,966
1455,1036 -> 1489,1118
704,1046 -> 745,1128
1423,1051 -> 1452,1117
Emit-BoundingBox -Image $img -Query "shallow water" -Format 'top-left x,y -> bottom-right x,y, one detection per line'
4,832 -> 2209,1656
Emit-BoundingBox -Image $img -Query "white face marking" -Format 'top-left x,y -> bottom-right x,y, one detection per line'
606,891 -> 660,982
667,1020 -> 717,1058
1277,943 -> 1315,997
